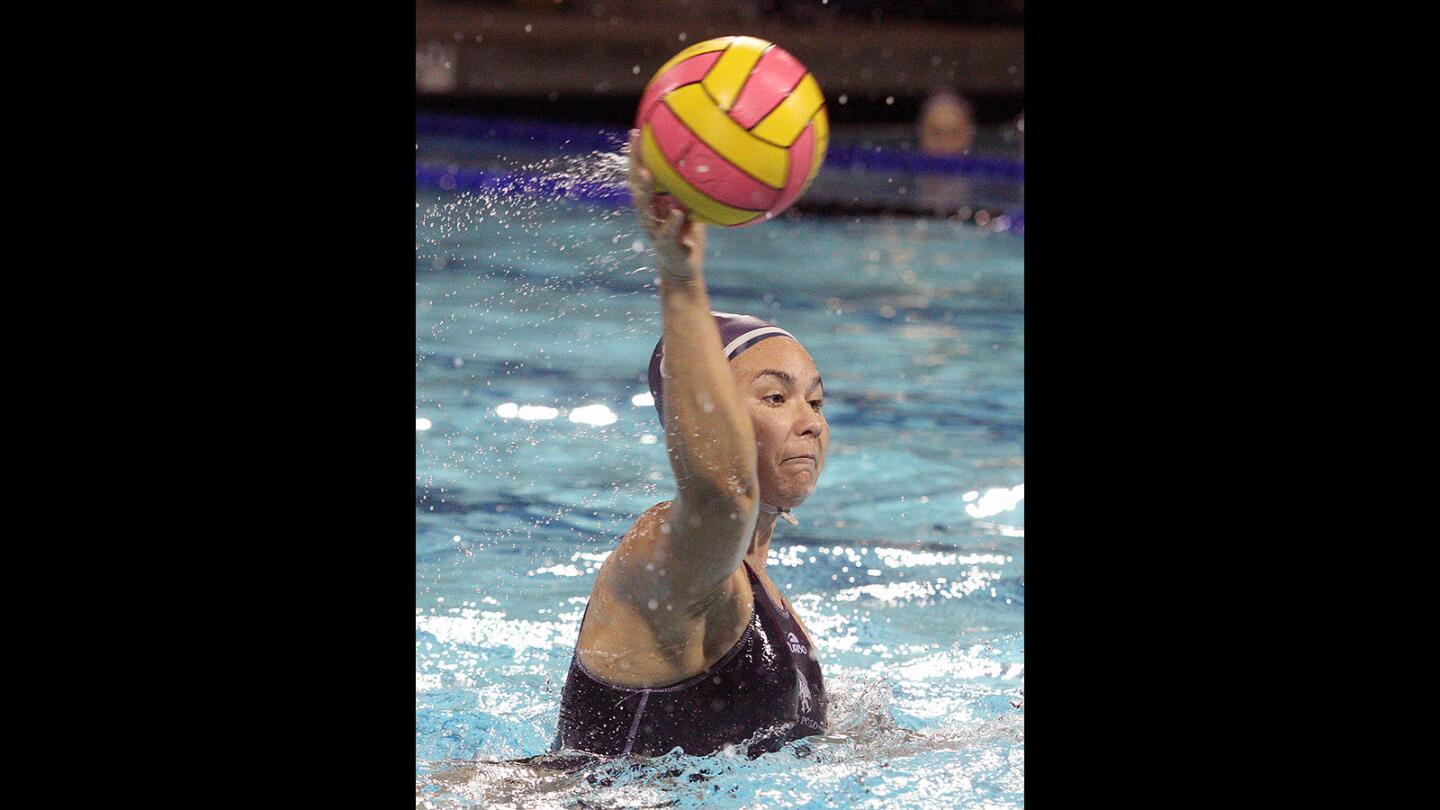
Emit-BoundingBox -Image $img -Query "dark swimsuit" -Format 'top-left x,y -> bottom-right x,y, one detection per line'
554,560 -> 827,757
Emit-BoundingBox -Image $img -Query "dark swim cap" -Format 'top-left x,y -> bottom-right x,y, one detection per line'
647,312 -> 799,422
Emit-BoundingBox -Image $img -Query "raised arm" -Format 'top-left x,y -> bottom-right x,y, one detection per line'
621,130 -> 759,601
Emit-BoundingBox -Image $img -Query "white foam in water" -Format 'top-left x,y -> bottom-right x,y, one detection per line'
414,667 -> 1022,809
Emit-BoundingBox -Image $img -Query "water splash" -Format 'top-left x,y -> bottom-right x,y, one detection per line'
415,671 -> 1022,809
417,142 -> 634,261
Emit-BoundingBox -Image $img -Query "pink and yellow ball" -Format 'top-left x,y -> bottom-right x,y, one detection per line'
635,36 -> 829,227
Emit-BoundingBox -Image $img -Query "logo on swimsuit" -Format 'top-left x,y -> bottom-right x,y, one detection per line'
796,670 -> 812,714
787,632 -> 807,656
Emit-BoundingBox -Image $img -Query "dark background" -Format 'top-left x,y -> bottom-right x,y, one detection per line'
416,0 -> 1024,126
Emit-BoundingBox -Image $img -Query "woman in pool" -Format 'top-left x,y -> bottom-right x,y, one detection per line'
553,131 -> 829,758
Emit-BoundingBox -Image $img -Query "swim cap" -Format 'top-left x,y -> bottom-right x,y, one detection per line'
647,312 -> 798,423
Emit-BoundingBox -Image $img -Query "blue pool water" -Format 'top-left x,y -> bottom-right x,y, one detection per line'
416,140 -> 1023,808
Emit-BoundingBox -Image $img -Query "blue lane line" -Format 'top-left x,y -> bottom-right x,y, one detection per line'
417,113 -> 1023,181
415,162 -> 1023,236
826,145 -> 1024,181
414,164 -> 626,202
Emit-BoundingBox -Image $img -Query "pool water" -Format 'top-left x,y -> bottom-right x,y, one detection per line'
415,145 -> 1024,808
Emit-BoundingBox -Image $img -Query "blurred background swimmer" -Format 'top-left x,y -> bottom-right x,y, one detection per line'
918,88 -> 977,155
917,88 -> 977,215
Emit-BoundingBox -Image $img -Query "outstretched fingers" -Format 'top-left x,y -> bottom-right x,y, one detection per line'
629,128 -> 702,260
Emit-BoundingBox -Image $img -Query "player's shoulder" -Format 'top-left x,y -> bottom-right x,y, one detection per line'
600,501 -> 673,580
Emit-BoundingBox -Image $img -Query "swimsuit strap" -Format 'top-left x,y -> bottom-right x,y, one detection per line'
742,559 -> 790,621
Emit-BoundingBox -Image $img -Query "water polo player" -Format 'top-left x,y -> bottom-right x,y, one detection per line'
552,131 -> 830,758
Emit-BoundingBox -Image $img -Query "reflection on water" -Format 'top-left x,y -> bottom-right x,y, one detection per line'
963,484 -> 1024,519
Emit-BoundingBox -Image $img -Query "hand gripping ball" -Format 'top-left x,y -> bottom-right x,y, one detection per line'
635,36 -> 829,227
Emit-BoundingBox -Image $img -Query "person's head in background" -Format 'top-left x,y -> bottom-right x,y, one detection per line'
918,90 -> 976,155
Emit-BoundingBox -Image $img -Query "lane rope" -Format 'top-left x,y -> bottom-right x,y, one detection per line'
417,113 -> 1024,180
